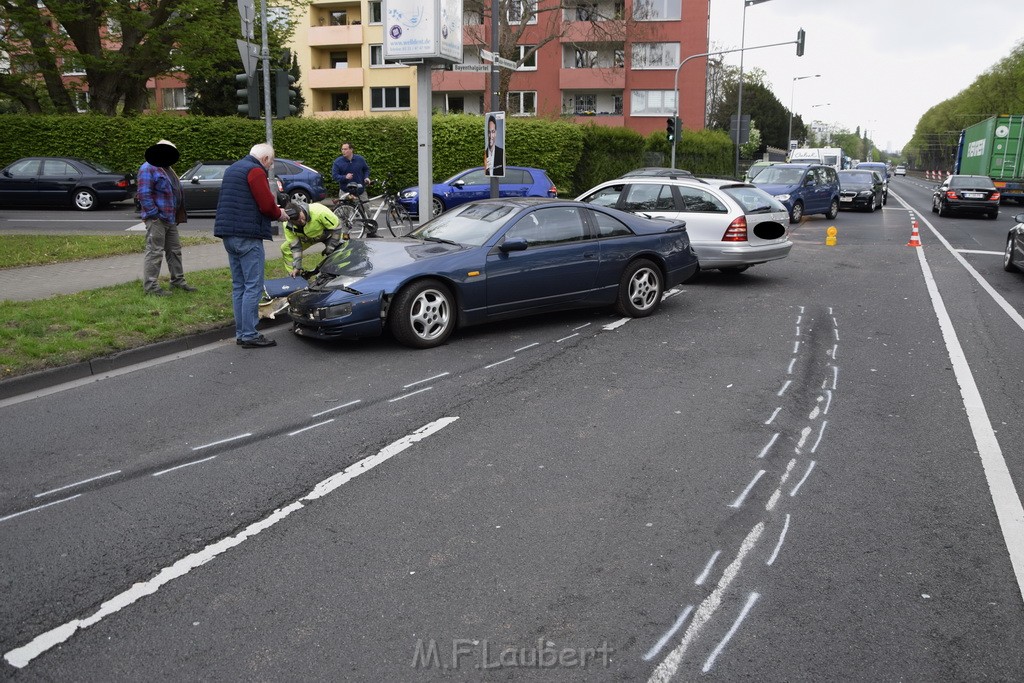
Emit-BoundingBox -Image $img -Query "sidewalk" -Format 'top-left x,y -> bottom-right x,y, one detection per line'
0,241 -> 241,301
0,241 -> 284,401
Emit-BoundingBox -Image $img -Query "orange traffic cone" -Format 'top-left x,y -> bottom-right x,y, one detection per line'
907,221 -> 922,247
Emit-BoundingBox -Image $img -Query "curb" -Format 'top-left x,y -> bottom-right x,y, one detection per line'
0,317 -> 289,401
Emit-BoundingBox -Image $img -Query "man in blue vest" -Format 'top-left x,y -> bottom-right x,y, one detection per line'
214,143 -> 290,349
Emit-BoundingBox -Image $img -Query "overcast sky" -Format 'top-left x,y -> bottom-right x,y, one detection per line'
707,0 -> 1024,153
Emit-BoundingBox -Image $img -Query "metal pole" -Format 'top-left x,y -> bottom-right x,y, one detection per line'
734,2 -> 748,178
787,74 -> 819,156
489,0 -> 499,199
259,0 -> 277,232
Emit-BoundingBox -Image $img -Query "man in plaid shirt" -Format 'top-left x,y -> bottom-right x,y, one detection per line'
137,139 -> 196,296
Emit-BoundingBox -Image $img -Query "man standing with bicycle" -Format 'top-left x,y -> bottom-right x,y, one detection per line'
331,142 -> 371,203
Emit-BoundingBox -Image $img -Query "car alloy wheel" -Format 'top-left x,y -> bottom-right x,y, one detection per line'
615,258 -> 663,317
289,189 -> 311,203
1004,236 -> 1020,272
389,278 -> 455,348
74,188 -> 98,211
431,197 -> 445,217
789,202 -> 803,224
826,198 -> 840,219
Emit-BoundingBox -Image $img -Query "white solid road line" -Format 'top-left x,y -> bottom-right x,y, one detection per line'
3,416 -> 460,669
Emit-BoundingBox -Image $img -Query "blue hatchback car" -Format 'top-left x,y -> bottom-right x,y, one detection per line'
398,166 -> 558,218
751,163 -> 840,223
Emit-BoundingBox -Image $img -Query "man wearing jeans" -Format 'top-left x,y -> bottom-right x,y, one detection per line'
137,139 -> 196,296
214,143 -> 290,349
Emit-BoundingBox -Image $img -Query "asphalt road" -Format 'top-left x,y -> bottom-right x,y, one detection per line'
2,178 -> 1023,680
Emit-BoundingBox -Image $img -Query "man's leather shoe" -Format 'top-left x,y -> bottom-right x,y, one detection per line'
145,288 -> 172,297
239,335 -> 277,348
172,282 -> 198,292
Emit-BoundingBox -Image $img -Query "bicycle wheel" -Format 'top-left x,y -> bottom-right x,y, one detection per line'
335,202 -> 364,238
385,200 -> 415,237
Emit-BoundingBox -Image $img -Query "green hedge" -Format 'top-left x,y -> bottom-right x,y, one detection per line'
0,113 -> 736,198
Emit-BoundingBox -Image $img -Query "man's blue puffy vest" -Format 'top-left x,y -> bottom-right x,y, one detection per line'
214,155 -> 273,240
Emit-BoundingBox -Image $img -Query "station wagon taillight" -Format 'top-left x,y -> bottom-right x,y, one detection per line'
116,179 -> 129,188
722,216 -> 748,241
548,185 -> 558,197
991,191 -> 1001,201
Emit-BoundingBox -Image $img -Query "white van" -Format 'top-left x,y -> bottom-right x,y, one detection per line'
788,147 -> 844,172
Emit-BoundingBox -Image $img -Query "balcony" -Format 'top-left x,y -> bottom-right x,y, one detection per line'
558,67 -> 624,90
307,24 -> 363,48
307,67 -> 364,90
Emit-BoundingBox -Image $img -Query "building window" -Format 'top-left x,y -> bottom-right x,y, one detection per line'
573,94 -> 596,114
330,51 -> 348,68
464,10 -> 483,24
371,44 -> 405,67
613,94 -> 623,114
507,0 -> 537,24
518,45 -> 537,70
508,91 -> 536,116
631,42 -> 679,69
614,49 -> 624,67
161,87 -> 188,111
630,90 -> 676,115
573,2 -> 598,20
633,0 -> 681,21
332,93 -> 349,111
329,10 -> 347,25
74,90 -> 90,113
371,86 -> 410,110
368,1 -> 382,24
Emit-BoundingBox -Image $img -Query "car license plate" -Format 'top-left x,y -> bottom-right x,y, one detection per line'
963,192 -> 984,199
841,197 -> 852,202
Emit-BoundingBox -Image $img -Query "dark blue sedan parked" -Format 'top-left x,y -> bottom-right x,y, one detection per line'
398,166 -> 558,218
287,198 -> 697,348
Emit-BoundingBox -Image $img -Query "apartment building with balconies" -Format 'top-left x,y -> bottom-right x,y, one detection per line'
292,0 -> 709,135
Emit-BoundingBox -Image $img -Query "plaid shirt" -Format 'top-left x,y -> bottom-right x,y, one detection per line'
137,162 -> 183,224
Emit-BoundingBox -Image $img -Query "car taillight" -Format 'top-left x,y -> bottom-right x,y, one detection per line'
946,190 -> 958,200
116,179 -> 129,188
722,216 -> 747,242
991,191 -> 1001,201
548,185 -> 558,198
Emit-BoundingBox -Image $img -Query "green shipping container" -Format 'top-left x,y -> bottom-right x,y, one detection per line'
958,115 -> 1024,201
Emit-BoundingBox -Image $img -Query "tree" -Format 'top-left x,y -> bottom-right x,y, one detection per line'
707,66 -> 789,157
0,0 -> 302,116
462,0 -> 656,112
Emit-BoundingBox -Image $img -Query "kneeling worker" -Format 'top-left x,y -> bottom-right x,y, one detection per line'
281,200 -> 343,277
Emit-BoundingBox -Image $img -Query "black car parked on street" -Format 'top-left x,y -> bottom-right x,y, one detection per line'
0,156 -> 136,210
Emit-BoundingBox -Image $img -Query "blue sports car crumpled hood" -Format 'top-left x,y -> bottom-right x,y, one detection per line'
319,238 -> 464,278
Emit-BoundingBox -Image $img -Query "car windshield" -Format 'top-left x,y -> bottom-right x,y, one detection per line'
840,171 -> 875,187
410,202 -> 519,246
949,176 -> 993,189
822,155 -> 839,167
721,186 -> 787,213
754,168 -> 804,185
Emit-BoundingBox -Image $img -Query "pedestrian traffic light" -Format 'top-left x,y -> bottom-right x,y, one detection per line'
666,116 -> 676,142
274,69 -> 298,119
236,73 -> 259,119
796,28 -> 806,57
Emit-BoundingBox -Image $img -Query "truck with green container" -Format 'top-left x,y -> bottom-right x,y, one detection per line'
954,114 -> 1024,205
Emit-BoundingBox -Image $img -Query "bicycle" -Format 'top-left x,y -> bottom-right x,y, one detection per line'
332,176 -> 415,238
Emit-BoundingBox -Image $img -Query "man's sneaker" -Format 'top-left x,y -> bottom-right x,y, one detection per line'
172,282 -> 198,292
145,288 -> 172,297
239,334 -> 277,348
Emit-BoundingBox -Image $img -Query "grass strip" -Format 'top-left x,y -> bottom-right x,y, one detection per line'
0,234 -> 217,269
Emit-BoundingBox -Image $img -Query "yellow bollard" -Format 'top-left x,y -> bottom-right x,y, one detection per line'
825,225 -> 837,246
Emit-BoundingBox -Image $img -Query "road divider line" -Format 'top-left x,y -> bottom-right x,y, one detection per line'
701,591 -> 760,673
403,372 -> 449,389
34,470 -> 121,498
484,357 -> 515,369
0,494 -> 81,524
643,606 -> 694,661
311,399 -> 361,418
694,550 -> 721,586
3,417 -> 460,669
912,244 -> 1024,602
191,433 -> 252,451
388,386 -> 432,402
766,514 -> 791,566
790,461 -> 816,497
287,419 -> 335,437
152,455 -> 217,477
728,470 -> 765,509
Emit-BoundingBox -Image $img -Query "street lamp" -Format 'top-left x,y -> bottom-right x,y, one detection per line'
735,0 -> 773,177
787,74 -> 820,153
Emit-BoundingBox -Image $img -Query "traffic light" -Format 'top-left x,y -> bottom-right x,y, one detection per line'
666,116 -> 681,142
236,73 -> 259,119
796,28 -> 806,57
274,69 -> 297,119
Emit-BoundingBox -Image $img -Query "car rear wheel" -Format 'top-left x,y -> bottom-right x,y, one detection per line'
789,202 -> 804,224
931,197 -> 939,213
289,189 -> 311,204
825,198 -> 840,219
938,200 -> 949,217
389,279 -> 455,348
988,211 -> 999,220
73,188 -> 98,211
1004,236 -> 1020,272
614,258 -> 663,317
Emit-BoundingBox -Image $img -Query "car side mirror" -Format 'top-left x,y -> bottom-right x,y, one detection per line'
500,237 -> 528,252
2,170 -> 11,178
452,180 -> 465,189
191,176 -> 201,184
